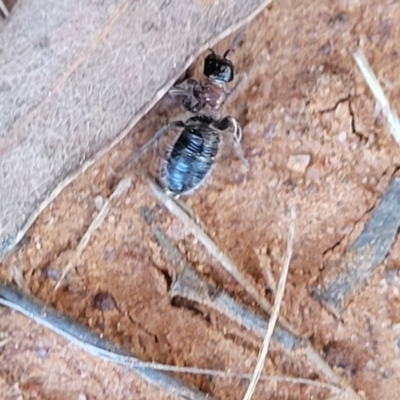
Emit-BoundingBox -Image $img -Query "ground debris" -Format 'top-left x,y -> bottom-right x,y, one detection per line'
312,177 -> 400,314
287,154 -> 311,174
0,282 -> 213,400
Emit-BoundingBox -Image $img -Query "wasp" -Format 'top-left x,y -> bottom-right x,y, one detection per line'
169,48 -> 235,114
132,46 -> 248,196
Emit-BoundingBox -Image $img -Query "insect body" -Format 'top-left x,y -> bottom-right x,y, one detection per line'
131,47 -> 247,197
160,115 -> 245,196
162,116 -> 220,194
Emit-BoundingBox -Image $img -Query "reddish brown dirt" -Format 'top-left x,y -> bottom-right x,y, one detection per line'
2,0 -> 400,399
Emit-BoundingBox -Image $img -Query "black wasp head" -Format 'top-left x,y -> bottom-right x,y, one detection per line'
203,49 -> 234,84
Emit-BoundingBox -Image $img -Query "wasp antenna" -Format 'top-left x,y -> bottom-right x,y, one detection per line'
223,49 -> 231,58
207,48 -> 216,55
230,29 -> 245,49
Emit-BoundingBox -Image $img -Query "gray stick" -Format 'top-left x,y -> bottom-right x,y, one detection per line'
312,177 -> 400,315
147,219 -> 300,351
0,283 -> 213,400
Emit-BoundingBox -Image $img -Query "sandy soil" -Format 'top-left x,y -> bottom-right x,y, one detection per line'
2,0 -> 400,399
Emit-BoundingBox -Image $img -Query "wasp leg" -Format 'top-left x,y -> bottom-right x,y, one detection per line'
168,86 -> 192,98
181,95 -> 206,114
128,121 -> 185,167
169,79 -> 206,113
218,116 -> 249,170
226,72 -> 248,99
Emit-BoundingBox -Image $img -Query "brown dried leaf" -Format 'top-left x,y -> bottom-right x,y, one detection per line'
0,0 -> 272,260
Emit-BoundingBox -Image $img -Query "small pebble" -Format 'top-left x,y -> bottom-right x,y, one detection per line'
337,131 -> 348,145
287,154 -> 311,174
38,348 -> 48,358
264,124 -> 275,141
44,267 -> 60,281
366,360 -> 376,370
268,177 -> 278,188
306,166 -> 320,181
94,292 -> 116,311
94,195 -> 104,211
392,323 -> 400,335
35,235 -> 42,250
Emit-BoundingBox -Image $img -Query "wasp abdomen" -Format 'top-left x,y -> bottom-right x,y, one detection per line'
163,127 -> 220,195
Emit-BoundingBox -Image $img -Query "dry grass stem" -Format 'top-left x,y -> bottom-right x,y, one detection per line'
130,364 -> 341,394
353,50 -> 400,146
304,348 -> 361,399
326,389 -> 358,400
0,337 -> 11,348
256,249 -> 277,295
242,211 -> 295,400
55,178 -> 132,290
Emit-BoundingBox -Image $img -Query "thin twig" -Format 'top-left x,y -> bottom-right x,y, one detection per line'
0,283 -> 211,400
55,178 -> 132,290
145,177 -> 361,399
242,211 -> 295,400
353,50 -> 400,146
121,364 -> 342,394
312,177 -> 400,315
0,337 -> 11,348
0,282 -> 340,395
144,219 -> 300,350
145,175 -> 298,336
